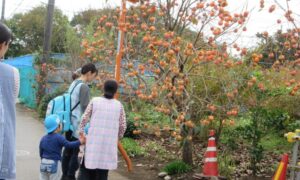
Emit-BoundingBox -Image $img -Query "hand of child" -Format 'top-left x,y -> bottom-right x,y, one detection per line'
79,132 -> 86,145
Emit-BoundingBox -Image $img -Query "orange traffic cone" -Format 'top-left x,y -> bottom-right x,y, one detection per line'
273,154 -> 288,180
203,130 -> 218,176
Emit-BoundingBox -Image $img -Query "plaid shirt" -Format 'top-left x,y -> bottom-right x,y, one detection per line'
79,97 -> 126,170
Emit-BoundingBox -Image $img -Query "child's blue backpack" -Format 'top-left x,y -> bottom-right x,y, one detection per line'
46,81 -> 83,133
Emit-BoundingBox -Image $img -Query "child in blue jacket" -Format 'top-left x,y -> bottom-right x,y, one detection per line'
39,115 -> 85,180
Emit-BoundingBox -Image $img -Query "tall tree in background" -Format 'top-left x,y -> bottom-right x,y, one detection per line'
5,5 -> 69,57
244,30 -> 300,68
71,9 -> 102,27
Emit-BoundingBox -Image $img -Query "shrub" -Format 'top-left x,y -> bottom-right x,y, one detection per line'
124,120 -> 139,139
123,100 -> 170,138
163,160 -> 192,175
121,138 -> 146,157
220,127 -> 239,151
259,108 -> 291,132
90,85 -> 102,98
220,116 -> 251,150
131,100 -> 170,125
37,87 -> 67,118
286,120 -> 300,132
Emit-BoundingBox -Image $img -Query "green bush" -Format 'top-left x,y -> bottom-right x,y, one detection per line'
286,120 -> 300,132
127,100 -> 170,125
37,87 -> 67,118
124,120 -> 139,139
90,85 -> 102,98
221,116 -> 251,150
163,160 -> 192,175
259,108 -> 290,132
220,127 -> 239,151
122,99 -> 170,138
121,138 -> 146,157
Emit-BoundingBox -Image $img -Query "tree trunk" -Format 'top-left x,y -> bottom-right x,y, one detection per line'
215,119 -> 224,143
182,139 -> 193,165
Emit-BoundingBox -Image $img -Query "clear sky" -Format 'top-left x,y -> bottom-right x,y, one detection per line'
1,0 -> 300,49
226,0 -> 300,48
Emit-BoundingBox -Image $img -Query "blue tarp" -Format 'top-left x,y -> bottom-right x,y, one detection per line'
3,54 -> 66,109
4,54 -> 35,67
3,54 -> 37,108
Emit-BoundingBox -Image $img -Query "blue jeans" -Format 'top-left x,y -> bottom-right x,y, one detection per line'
40,160 -> 62,180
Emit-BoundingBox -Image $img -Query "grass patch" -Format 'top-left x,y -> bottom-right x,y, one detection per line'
260,133 -> 292,154
163,160 -> 192,175
144,141 -> 176,161
121,138 -> 146,157
218,153 -> 236,178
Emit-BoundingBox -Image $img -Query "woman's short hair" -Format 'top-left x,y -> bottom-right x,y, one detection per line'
81,63 -> 98,75
0,23 -> 12,45
104,80 -> 118,99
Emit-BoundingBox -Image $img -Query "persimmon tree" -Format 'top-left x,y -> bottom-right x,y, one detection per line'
80,0 -> 251,165
245,0 -> 300,68
82,0 -> 300,170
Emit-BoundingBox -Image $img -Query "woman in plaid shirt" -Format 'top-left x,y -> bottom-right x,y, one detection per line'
77,80 -> 126,180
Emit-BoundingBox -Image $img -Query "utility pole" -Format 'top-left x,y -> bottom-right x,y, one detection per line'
42,0 -> 55,65
1,0 -> 5,22
37,0 -> 55,103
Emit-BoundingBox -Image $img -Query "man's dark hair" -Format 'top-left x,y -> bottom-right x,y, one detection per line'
81,63 -> 98,75
0,23 -> 12,45
104,80 -> 118,99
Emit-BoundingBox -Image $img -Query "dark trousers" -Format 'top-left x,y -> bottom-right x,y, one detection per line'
77,159 -> 109,180
61,131 -> 80,179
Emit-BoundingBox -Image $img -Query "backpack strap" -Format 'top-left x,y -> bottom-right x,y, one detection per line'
71,102 -> 80,112
69,80 -> 83,112
69,80 -> 83,95
51,100 -> 55,114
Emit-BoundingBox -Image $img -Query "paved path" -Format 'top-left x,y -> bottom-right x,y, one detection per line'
16,104 -> 129,180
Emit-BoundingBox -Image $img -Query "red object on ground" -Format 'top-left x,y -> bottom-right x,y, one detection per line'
273,153 -> 289,180
203,130 -> 218,176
